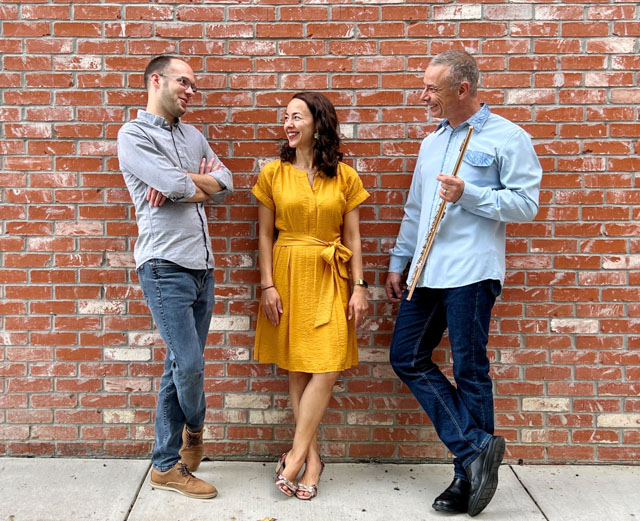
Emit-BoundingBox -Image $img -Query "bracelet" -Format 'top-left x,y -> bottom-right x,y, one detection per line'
353,279 -> 368,289
261,285 -> 275,291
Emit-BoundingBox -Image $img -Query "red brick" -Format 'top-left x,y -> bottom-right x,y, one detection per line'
348,444 -> 396,458
103,22 -> 152,38
3,21 -> 50,36
563,22 -> 609,37
75,5 -> 121,20
599,383 -> 640,396
547,445 -> 595,460
0,426 -> 30,441
614,22 -> 640,37
53,22 -> 101,37
598,447 -> 640,462
0,6 -> 636,464
575,399 -> 622,413
496,414 -> 543,427
406,20 -> 456,38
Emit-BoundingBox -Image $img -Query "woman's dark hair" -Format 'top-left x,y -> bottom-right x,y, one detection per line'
280,92 -> 343,178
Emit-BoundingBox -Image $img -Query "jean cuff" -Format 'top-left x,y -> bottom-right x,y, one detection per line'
461,433 -> 494,469
186,423 -> 204,433
454,471 -> 470,482
153,459 -> 180,472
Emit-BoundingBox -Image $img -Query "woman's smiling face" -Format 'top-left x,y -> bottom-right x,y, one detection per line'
283,98 -> 315,150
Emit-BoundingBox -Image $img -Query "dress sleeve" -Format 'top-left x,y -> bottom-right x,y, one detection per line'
252,161 -> 277,211
342,163 -> 370,214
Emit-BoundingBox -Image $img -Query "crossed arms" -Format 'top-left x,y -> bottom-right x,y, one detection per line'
147,157 -> 224,207
117,124 -> 233,208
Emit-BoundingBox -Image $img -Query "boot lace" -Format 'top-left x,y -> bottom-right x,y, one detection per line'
177,463 -> 195,478
184,429 -> 202,447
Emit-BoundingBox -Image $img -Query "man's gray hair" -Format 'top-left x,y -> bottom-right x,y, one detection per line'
431,50 -> 479,96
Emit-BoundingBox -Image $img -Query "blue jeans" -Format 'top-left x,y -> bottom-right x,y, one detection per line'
389,280 -> 501,481
137,259 -> 215,471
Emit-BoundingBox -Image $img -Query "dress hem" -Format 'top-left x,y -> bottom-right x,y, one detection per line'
254,359 -> 358,374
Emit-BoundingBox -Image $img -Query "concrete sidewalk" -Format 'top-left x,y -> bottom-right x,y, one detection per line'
1,458 -> 638,521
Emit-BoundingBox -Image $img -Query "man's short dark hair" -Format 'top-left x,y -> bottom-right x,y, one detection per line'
431,50 -> 479,96
143,55 -> 179,89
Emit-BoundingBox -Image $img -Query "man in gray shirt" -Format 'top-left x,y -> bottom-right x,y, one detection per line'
117,55 -> 233,499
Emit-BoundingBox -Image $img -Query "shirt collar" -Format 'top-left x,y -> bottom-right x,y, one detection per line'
436,103 -> 491,133
136,109 -> 181,131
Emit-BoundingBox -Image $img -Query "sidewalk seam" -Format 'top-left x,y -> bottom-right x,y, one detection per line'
509,465 -> 550,521
124,461 -> 151,521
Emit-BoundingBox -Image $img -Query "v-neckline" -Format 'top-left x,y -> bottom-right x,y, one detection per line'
291,165 -> 319,191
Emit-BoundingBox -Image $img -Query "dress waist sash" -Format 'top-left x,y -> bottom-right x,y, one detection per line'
275,232 -> 352,327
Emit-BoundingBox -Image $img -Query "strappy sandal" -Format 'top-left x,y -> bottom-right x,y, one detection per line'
295,457 -> 325,500
274,452 -> 298,497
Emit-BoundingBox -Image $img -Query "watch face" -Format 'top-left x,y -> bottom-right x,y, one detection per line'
356,279 -> 368,288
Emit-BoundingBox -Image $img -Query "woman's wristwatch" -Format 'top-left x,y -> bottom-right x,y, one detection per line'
353,279 -> 368,288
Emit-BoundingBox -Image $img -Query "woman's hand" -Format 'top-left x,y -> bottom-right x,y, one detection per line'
348,285 -> 368,328
261,286 -> 283,326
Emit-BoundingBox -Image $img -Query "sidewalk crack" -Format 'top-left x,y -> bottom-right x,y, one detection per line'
124,461 -> 151,521
509,465 -> 550,521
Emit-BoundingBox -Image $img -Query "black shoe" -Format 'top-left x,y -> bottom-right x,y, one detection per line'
432,478 -> 470,513
465,435 -> 505,517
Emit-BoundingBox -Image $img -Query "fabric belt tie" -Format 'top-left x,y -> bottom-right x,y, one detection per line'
275,232 -> 352,327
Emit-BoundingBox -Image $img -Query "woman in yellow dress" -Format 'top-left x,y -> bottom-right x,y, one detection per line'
252,92 -> 369,500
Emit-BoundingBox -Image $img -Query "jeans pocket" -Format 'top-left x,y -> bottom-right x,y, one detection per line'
151,259 -> 185,279
153,259 -> 180,268
487,279 -> 502,298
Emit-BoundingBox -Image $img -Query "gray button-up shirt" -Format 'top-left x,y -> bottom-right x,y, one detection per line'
117,110 -> 233,270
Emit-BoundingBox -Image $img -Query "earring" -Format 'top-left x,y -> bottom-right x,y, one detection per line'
313,132 -> 319,139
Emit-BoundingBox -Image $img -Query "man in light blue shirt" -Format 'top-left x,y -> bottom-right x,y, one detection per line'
118,55 -> 233,500
386,50 -> 542,517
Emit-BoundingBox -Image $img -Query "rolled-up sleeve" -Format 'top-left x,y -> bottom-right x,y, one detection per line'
199,136 -> 234,204
117,127 -> 197,202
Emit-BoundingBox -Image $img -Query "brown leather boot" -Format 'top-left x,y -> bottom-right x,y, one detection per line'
178,426 -> 204,471
150,462 -> 217,499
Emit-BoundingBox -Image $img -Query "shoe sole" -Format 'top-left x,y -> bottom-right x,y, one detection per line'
150,481 -> 218,499
432,503 -> 467,514
468,436 -> 505,517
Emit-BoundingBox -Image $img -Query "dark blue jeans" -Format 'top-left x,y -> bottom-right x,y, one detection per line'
137,259 -> 215,471
390,279 -> 501,481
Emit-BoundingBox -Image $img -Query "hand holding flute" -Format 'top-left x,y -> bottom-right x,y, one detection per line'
437,172 -> 465,203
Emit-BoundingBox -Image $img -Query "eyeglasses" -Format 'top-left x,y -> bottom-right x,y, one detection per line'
158,74 -> 198,93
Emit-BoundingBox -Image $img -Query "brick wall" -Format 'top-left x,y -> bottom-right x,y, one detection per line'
1,2 -> 639,464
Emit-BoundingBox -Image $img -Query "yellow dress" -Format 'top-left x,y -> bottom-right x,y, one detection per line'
252,160 -> 369,373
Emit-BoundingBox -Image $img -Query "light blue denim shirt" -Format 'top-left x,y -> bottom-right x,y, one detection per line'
389,104 -> 542,288
118,110 -> 233,270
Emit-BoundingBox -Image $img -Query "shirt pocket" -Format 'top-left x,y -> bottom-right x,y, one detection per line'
461,149 -> 500,188
463,149 -> 495,167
